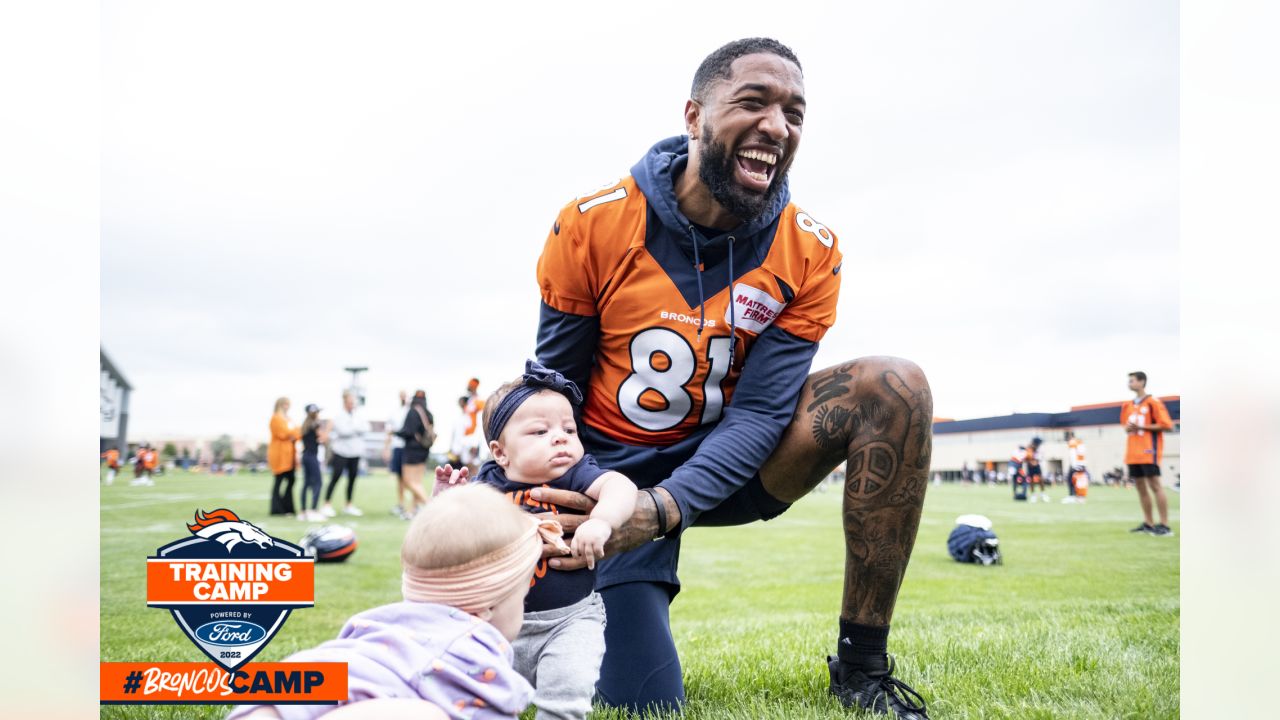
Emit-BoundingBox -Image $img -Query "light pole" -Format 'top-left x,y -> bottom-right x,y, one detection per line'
344,366 -> 369,406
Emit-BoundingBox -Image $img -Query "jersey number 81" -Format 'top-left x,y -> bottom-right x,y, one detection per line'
617,328 -> 733,431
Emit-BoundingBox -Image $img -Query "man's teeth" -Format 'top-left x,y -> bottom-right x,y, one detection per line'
737,149 -> 778,166
746,170 -> 768,182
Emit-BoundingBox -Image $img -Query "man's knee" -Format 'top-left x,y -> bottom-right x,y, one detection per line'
840,356 -> 932,425
763,356 -> 931,503
595,658 -> 685,715
597,583 -> 684,712
861,355 -> 926,380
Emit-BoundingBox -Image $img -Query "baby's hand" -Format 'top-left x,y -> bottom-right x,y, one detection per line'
570,518 -> 612,570
432,464 -> 469,497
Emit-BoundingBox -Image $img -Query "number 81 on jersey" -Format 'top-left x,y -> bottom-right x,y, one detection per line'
617,328 -> 733,431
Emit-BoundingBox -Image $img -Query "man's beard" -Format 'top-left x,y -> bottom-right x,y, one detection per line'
697,125 -> 787,224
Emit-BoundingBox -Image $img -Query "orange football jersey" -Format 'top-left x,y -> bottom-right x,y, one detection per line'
462,395 -> 485,437
1067,437 -> 1087,467
1023,446 -> 1040,466
1121,395 -> 1173,465
537,176 -> 842,446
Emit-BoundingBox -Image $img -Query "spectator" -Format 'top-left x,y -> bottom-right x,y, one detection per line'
449,395 -> 482,475
298,403 -> 328,521
394,390 -> 435,516
461,379 -> 486,474
1123,370 -> 1175,536
383,390 -> 411,519
268,397 -> 301,516
323,390 -> 369,517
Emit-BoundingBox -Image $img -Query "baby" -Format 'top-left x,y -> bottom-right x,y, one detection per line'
435,360 -> 637,720
226,483 -> 555,720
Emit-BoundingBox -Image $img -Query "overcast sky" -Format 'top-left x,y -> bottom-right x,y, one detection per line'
101,0 -> 1178,444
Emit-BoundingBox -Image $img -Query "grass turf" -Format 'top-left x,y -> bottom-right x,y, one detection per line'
100,469 -> 1178,719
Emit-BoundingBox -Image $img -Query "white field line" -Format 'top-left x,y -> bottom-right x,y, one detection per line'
100,492 -> 269,512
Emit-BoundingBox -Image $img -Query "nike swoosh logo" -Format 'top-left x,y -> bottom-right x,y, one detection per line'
553,221 -> 561,235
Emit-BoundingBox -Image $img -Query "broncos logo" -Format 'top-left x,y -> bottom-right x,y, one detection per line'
187,509 -> 275,552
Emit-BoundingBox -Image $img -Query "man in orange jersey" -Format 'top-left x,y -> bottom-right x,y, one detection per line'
530,38 -> 931,719
1009,444 -> 1027,500
1024,437 -> 1049,503
1123,371 -> 1175,536
1063,431 -> 1089,503
461,378 -> 485,473
130,442 -> 156,486
101,447 -> 121,485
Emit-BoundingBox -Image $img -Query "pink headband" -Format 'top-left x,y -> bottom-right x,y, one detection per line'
401,517 -> 568,615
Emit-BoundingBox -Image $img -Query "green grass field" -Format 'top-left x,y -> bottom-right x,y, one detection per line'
101,469 -> 1178,719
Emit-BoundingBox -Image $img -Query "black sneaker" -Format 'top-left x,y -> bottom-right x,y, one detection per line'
1130,523 -> 1154,534
1152,524 -> 1174,537
828,654 -> 929,718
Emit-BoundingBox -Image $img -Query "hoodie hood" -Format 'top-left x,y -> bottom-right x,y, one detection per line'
631,135 -> 792,359
631,135 -> 791,256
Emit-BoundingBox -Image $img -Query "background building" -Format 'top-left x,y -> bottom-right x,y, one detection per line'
931,396 -> 1181,484
100,348 -> 131,454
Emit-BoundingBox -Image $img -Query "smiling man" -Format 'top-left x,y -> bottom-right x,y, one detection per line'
532,38 -> 932,718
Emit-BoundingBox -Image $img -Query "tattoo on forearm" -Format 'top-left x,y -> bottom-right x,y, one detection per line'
604,490 -> 661,556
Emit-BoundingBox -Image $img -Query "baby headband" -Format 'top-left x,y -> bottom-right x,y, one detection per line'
401,516 -> 568,615
485,359 -> 583,442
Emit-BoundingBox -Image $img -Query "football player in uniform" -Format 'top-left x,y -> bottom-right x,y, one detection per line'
530,38 -> 931,718
102,447 -> 120,485
130,442 -> 156,486
1024,437 -> 1048,503
1063,431 -> 1089,503
1122,371 -> 1174,535
1009,445 -> 1026,500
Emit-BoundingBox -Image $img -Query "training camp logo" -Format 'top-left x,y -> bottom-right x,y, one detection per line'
147,509 -> 315,672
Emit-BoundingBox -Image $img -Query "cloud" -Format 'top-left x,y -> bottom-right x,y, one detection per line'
102,1 -> 1178,439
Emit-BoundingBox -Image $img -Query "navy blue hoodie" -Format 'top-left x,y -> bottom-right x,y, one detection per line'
536,136 -> 822,591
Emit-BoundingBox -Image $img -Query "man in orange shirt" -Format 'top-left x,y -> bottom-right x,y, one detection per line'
461,378 -> 486,474
1122,371 -> 1174,536
101,447 -> 120,485
1024,437 -> 1048,503
130,442 -> 156,486
531,38 -> 932,718
1063,432 -> 1089,503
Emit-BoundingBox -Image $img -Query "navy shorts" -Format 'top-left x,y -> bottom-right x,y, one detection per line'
1128,463 -> 1161,478
389,447 -> 404,476
690,471 -> 793,526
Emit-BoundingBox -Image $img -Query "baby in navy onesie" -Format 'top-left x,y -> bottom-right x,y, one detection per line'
434,360 -> 636,720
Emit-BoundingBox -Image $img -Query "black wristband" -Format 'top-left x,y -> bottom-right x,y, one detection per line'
642,487 -> 669,541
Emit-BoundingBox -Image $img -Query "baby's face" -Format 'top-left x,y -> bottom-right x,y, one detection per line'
488,572 -> 532,641
491,390 -> 583,484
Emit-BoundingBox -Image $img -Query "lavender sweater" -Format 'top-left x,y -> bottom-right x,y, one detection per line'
226,601 -> 534,720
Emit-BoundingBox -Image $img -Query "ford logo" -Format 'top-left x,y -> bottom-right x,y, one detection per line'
194,621 -> 266,646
